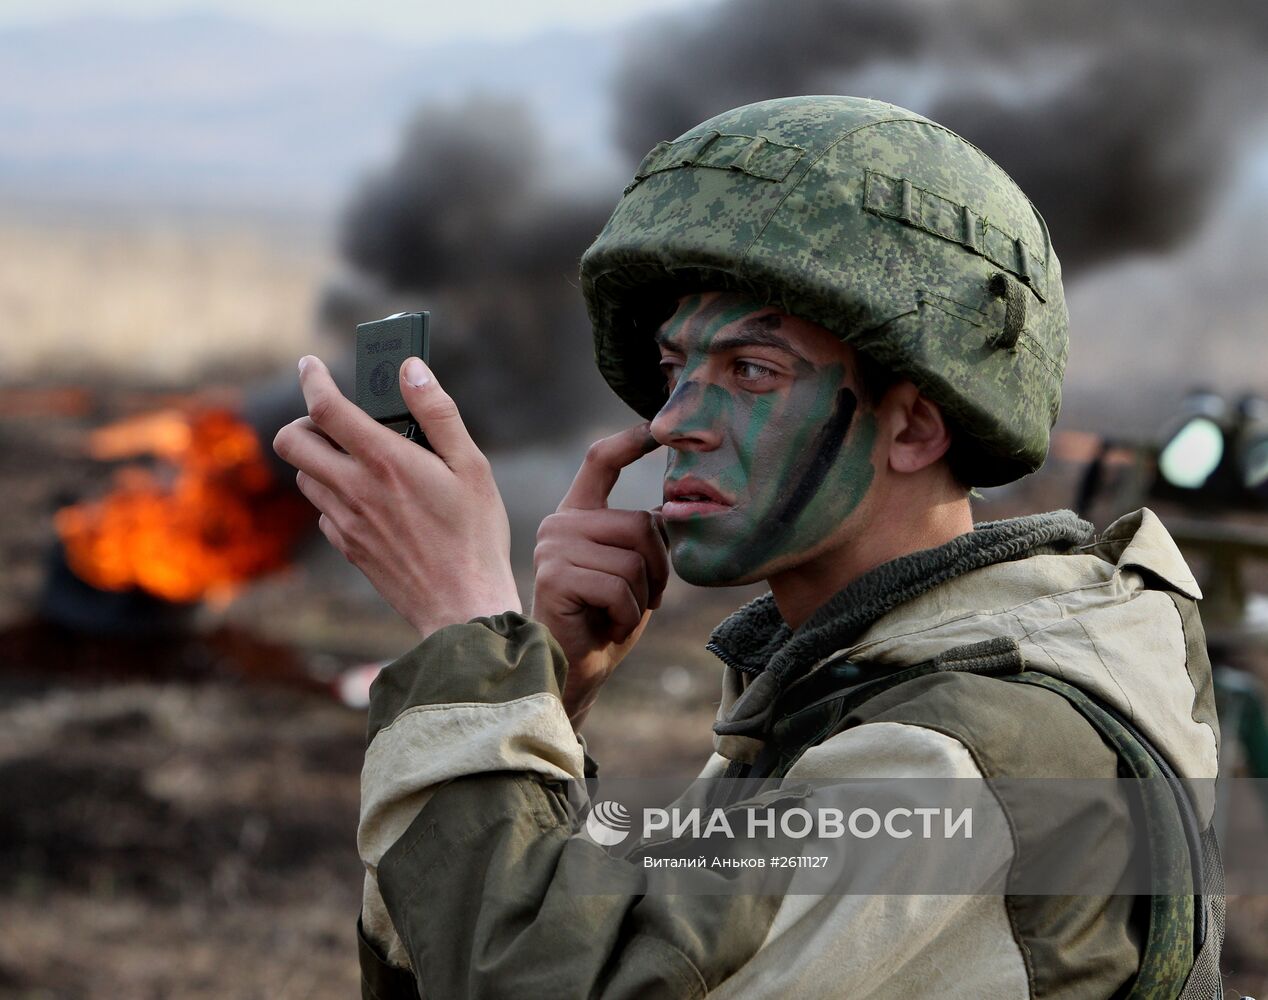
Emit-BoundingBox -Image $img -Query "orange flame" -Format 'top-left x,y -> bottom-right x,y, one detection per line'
55,408 -> 313,603
85,408 -> 194,462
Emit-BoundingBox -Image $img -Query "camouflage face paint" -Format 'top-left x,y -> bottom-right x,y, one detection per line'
654,292 -> 877,586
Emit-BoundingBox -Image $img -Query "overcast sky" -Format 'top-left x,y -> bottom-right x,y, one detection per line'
0,0 -> 709,44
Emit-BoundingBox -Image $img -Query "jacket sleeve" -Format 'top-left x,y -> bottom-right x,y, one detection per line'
357,613 -> 785,999
357,613 -> 1025,1000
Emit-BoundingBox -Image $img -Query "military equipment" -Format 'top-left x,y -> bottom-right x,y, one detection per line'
1085,390 -> 1268,514
1072,393 -> 1268,826
581,95 -> 1068,486
355,311 -> 431,448
1156,391 -> 1230,493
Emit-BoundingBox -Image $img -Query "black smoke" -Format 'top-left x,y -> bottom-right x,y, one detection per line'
333,4 -> 1268,449
612,0 -> 1268,273
336,98 -> 614,448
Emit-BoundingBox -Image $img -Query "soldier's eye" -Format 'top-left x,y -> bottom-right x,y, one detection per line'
659,360 -> 684,391
735,360 -> 776,383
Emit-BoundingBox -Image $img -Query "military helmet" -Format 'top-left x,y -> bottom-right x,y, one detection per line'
580,95 -> 1068,486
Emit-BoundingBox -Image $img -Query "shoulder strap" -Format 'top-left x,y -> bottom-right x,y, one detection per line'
743,637 -> 1025,781
1003,672 -> 1204,1000
749,638 -> 1219,999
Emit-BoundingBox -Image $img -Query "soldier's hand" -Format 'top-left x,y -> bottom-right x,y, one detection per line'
532,423 -> 668,730
273,355 -> 520,638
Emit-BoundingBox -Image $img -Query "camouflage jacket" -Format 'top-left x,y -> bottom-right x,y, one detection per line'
357,508 -> 1219,998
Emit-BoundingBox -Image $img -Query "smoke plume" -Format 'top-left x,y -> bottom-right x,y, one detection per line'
334,3 -> 1268,450
612,0 -> 1268,273
337,98 -> 614,448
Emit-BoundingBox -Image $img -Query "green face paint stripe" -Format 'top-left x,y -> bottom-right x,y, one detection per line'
684,298 -> 762,355
690,365 -> 855,576
742,385 -> 862,568
656,294 -> 705,389
831,409 -> 877,520
737,393 -> 774,481
782,407 -> 876,558
657,296 -> 764,437
716,389 -> 781,495
670,300 -> 816,495
655,293 -> 703,349
745,371 -> 840,521
669,448 -> 701,475
719,351 -> 827,494
658,295 -> 755,388
761,363 -> 844,510
657,294 -> 881,586
715,375 -> 853,568
679,362 -> 857,572
668,382 -> 734,439
785,378 -> 871,546
657,295 -> 753,354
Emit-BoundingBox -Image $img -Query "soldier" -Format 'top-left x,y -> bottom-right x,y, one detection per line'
274,96 -> 1225,997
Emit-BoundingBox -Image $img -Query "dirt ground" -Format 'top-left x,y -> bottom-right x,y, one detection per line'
1,377 -> 1265,998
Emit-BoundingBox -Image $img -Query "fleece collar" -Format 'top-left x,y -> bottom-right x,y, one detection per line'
706,510 -> 1094,744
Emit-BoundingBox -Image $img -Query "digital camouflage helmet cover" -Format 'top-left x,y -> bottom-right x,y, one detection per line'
581,95 -> 1068,486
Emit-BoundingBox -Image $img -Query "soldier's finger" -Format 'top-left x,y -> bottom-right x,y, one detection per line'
648,510 -> 668,609
580,510 -> 669,608
295,416 -> 339,449
567,542 -> 651,614
297,355 -> 383,457
537,508 -> 670,604
558,423 -> 659,511
574,512 -> 668,611
294,469 -> 340,517
273,414 -> 359,490
316,512 -> 349,558
399,357 -> 484,472
556,565 -> 643,642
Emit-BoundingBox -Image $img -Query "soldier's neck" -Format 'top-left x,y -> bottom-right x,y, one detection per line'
768,487 -> 973,631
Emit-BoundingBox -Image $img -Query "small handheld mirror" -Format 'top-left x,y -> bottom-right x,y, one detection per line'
355,311 -> 431,448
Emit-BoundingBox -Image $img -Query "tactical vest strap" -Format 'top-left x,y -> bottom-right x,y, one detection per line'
748,639 -> 1221,999
750,637 -> 1025,781
1004,673 -> 1201,1000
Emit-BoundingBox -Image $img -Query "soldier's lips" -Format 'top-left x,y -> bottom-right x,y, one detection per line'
661,499 -> 734,520
662,477 -> 735,520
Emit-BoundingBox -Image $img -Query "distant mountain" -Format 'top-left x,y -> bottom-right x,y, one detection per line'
0,13 -> 622,212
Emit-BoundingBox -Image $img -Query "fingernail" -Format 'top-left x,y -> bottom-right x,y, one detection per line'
403,357 -> 429,387
298,356 -> 310,375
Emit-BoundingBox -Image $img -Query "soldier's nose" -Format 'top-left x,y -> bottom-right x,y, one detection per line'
650,380 -> 724,452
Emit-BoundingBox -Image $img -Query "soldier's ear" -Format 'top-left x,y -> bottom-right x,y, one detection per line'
883,384 -> 953,475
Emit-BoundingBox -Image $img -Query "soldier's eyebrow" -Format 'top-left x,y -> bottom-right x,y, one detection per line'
711,321 -> 807,360
656,316 -> 809,362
